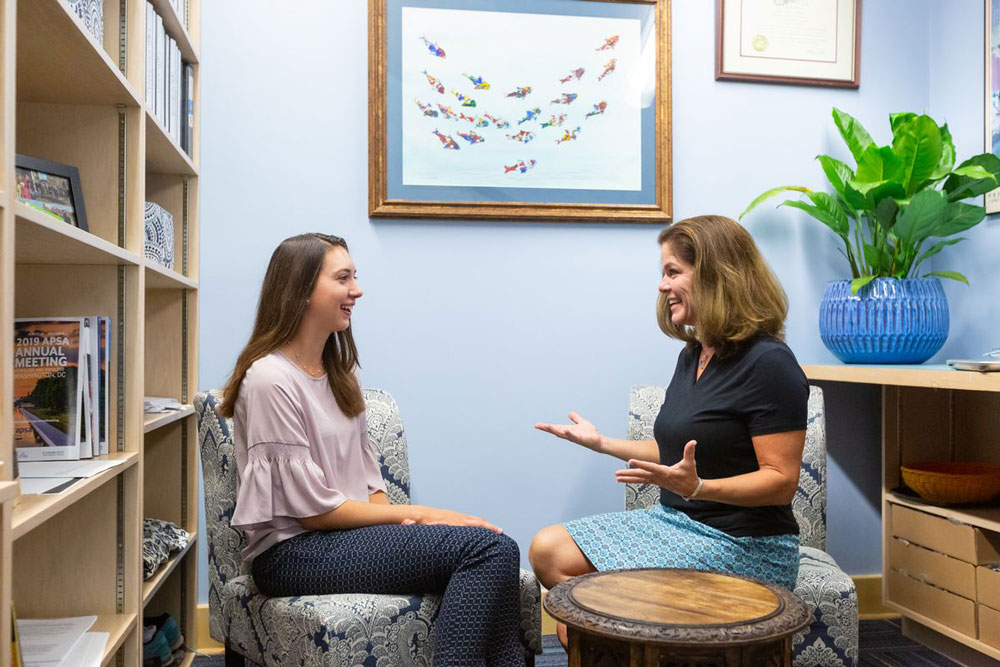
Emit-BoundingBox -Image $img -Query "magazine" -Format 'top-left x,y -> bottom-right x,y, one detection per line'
13,319 -> 86,461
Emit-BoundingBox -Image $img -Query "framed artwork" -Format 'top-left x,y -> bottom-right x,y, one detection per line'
369,0 -> 671,223
715,0 -> 861,88
986,0 -> 1000,214
15,154 -> 89,231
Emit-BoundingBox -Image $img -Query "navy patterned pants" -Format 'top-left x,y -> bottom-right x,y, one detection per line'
251,525 -> 524,667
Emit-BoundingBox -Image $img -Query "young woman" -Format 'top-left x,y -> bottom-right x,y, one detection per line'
531,215 -> 808,645
220,233 -> 524,666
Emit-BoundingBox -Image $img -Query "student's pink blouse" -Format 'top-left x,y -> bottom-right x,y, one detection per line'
231,352 -> 386,561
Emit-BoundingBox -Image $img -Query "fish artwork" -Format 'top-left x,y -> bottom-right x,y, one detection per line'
540,113 -> 566,128
559,67 -> 585,84
451,90 -> 477,107
420,36 -> 446,58
463,73 -> 491,90
458,112 -> 476,123
436,104 -> 458,120
585,101 -> 607,119
432,129 -> 460,150
506,86 -> 532,99
556,127 -> 581,144
423,70 -> 445,94
598,58 -> 617,81
414,100 -> 439,117
504,159 -> 537,174
457,131 -> 485,144
597,35 -> 619,51
550,93 -> 578,105
474,116 -> 490,128
517,107 -> 542,125
483,113 -> 510,129
507,130 -> 535,143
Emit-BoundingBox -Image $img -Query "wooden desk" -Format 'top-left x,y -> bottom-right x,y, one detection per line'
544,568 -> 810,666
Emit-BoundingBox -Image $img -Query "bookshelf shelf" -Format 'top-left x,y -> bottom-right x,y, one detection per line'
145,262 -> 197,289
144,406 -> 195,433
0,480 -> 19,504
15,203 -> 142,265
17,0 -> 140,106
885,491 -> 1000,534
145,109 -> 198,176
142,532 -> 197,606
148,0 -> 199,64
94,613 -> 138,666
11,452 -> 139,540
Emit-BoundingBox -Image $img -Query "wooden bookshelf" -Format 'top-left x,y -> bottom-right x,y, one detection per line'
1,1 -> 201,665
805,364 -> 1000,664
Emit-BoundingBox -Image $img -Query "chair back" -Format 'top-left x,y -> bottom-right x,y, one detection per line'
624,384 -> 827,550
195,387 -> 413,632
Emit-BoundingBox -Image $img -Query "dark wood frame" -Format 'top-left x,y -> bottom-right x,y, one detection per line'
14,153 -> 89,232
715,0 -> 862,89
368,0 -> 672,223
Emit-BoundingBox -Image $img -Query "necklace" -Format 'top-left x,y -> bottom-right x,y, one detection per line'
698,349 -> 712,371
288,348 -> 326,378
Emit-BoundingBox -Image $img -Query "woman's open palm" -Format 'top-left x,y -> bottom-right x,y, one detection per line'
535,412 -> 602,452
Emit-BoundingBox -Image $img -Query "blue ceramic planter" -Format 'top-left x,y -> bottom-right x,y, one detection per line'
818,278 -> 949,364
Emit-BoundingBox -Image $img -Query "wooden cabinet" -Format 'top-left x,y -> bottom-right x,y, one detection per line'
0,1 -> 200,664
805,364 -> 1000,664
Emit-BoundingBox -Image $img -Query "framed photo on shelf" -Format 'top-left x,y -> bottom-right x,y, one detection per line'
15,154 -> 89,232
715,0 -> 861,88
986,0 -> 1000,214
369,0 -> 671,223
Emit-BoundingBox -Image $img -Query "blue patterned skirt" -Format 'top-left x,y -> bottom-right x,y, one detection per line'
564,504 -> 799,590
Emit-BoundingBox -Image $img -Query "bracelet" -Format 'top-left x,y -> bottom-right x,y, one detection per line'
682,477 -> 704,501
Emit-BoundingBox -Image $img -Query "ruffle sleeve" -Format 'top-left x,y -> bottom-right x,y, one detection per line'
232,442 -> 347,527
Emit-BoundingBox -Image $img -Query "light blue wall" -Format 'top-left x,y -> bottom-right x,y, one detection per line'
196,0 -> 993,603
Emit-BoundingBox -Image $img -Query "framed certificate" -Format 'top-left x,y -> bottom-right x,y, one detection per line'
715,0 -> 861,88
986,0 -> 1000,213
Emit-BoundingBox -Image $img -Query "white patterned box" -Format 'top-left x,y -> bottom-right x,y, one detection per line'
144,202 -> 175,270
66,0 -> 104,45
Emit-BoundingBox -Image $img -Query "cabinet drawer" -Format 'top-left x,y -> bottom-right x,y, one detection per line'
978,566 -> 1000,610
889,538 -> 976,599
890,504 -> 1000,564
888,569 -> 976,637
981,604 -> 1000,649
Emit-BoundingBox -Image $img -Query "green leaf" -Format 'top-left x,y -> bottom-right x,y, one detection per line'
833,108 -> 875,163
851,275 -> 877,294
890,112 -> 918,135
930,123 -> 956,180
924,270 -> 969,285
816,155 -> 854,198
875,197 -> 899,229
862,243 -> 892,272
856,146 -> 905,184
894,189 -> 947,243
943,164 -> 999,201
918,237 -> 966,263
933,202 -> 986,237
845,179 -> 906,210
739,185 -> 812,220
779,195 -> 849,238
891,115 -> 944,195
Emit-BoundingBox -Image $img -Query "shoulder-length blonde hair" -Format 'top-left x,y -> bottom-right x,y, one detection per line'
219,233 -> 364,419
656,215 -> 787,356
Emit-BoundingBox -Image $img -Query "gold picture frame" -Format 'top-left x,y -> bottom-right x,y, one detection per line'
368,0 -> 671,223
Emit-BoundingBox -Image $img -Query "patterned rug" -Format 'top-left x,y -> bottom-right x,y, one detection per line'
187,620 -> 960,666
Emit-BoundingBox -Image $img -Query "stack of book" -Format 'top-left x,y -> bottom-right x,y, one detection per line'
145,3 -> 195,156
13,317 -> 110,462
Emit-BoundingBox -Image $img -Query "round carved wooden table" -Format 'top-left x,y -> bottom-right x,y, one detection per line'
544,568 -> 810,667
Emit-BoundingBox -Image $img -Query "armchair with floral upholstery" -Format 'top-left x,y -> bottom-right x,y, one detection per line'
624,384 -> 859,666
196,388 -> 543,666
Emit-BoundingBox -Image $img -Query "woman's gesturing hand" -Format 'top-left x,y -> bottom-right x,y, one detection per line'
615,440 -> 700,498
534,412 -> 603,452
401,507 -> 503,534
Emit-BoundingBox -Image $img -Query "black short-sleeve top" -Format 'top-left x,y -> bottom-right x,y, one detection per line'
654,335 -> 809,537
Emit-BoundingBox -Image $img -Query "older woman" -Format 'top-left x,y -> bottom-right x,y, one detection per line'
531,215 -> 808,644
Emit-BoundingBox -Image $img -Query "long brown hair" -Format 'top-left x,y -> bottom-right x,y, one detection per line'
656,215 -> 788,356
219,233 -> 364,418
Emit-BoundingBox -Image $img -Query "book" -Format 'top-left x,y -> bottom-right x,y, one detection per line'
182,63 -> 194,155
155,12 -> 165,124
13,319 -> 85,461
79,318 -> 94,458
145,2 -> 155,108
98,316 -> 110,455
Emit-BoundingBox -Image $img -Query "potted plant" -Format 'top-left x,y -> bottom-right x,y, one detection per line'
741,108 -> 1000,363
